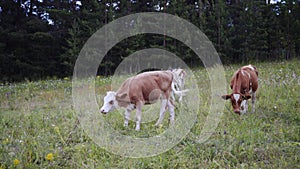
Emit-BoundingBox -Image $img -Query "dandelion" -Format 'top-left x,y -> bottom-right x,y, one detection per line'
2,138 -> 9,144
54,126 -> 60,133
13,159 -> 20,165
46,153 -> 54,161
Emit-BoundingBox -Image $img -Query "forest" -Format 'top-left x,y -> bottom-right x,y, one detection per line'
0,0 -> 299,82
1,1 -> 300,168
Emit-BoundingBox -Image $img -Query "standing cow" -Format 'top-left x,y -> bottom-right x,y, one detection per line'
222,65 -> 258,115
100,70 -> 188,130
170,68 -> 187,102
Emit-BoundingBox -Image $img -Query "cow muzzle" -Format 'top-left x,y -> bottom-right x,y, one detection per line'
234,109 -> 241,115
100,109 -> 108,114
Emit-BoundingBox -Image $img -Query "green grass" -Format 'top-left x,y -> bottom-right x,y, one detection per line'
1,60 -> 299,168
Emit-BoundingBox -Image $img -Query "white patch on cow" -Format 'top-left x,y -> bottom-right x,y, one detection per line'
241,100 -> 248,114
241,70 -> 245,76
245,64 -> 255,71
244,71 -> 250,78
233,94 -> 240,103
124,104 -> 135,127
167,100 -> 175,124
171,69 -> 187,102
100,91 -> 117,113
124,108 -> 131,127
104,91 -> 116,102
126,104 -> 135,110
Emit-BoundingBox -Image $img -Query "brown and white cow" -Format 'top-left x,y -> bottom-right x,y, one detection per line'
222,65 -> 258,115
100,70 -> 188,130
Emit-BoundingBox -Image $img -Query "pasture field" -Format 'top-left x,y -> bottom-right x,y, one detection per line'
0,60 -> 299,169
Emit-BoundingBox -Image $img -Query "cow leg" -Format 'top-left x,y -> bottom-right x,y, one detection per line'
171,91 -> 175,102
167,100 -> 175,125
135,102 -> 143,131
155,99 -> 168,126
124,108 -> 131,127
178,84 -> 183,102
178,89 -> 183,102
252,92 -> 256,113
244,100 -> 248,113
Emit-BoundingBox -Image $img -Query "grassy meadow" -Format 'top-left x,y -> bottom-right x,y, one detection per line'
0,60 -> 299,168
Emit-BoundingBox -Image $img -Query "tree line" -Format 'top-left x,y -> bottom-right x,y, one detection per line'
0,0 -> 299,82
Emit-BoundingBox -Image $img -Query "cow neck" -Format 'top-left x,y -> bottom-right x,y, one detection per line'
114,101 -> 120,109
116,93 -> 131,107
232,70 -> 242,94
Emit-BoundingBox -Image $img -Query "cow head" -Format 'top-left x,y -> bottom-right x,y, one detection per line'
222,93 -> 251,115
100,91 -> 118,114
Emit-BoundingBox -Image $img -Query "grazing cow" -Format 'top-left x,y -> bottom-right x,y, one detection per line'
100,70 -> 188,130
222,65 -> 258,115
171,68 -> 187,102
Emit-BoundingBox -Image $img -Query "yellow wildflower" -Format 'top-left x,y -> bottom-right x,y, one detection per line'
13,159 -> 20,165
64,77 -> 69,80
2,138 -> 9,144
54,126 -> 60,133
46,153 -> 54,161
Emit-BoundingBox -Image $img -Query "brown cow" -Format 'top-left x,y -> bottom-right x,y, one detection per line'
100,70 -> 188,130
222,65 -> 258,115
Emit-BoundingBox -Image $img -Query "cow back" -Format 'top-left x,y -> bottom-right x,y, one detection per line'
230,66 -> 258,94
116,71 -> 173,106
241,66 -> 258,92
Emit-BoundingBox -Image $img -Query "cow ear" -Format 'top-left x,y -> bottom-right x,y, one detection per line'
242,94 -> 251,100
117,93 -> 127,99
221,94 -> 231,100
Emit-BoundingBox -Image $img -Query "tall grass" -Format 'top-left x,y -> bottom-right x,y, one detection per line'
0,60 -> 299,168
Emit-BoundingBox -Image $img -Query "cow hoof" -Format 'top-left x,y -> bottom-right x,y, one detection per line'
155,120 -> 162,126
157,124 -> 163,128
170,122 -> 175,126
135,125 -> 140,131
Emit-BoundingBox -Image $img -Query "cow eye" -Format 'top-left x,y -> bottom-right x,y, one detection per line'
109,100 -> 114,105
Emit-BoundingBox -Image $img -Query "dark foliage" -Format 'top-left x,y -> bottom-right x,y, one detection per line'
0,0 -> 299,82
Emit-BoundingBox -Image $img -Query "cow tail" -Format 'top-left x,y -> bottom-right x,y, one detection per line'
171,82 -> 189,97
